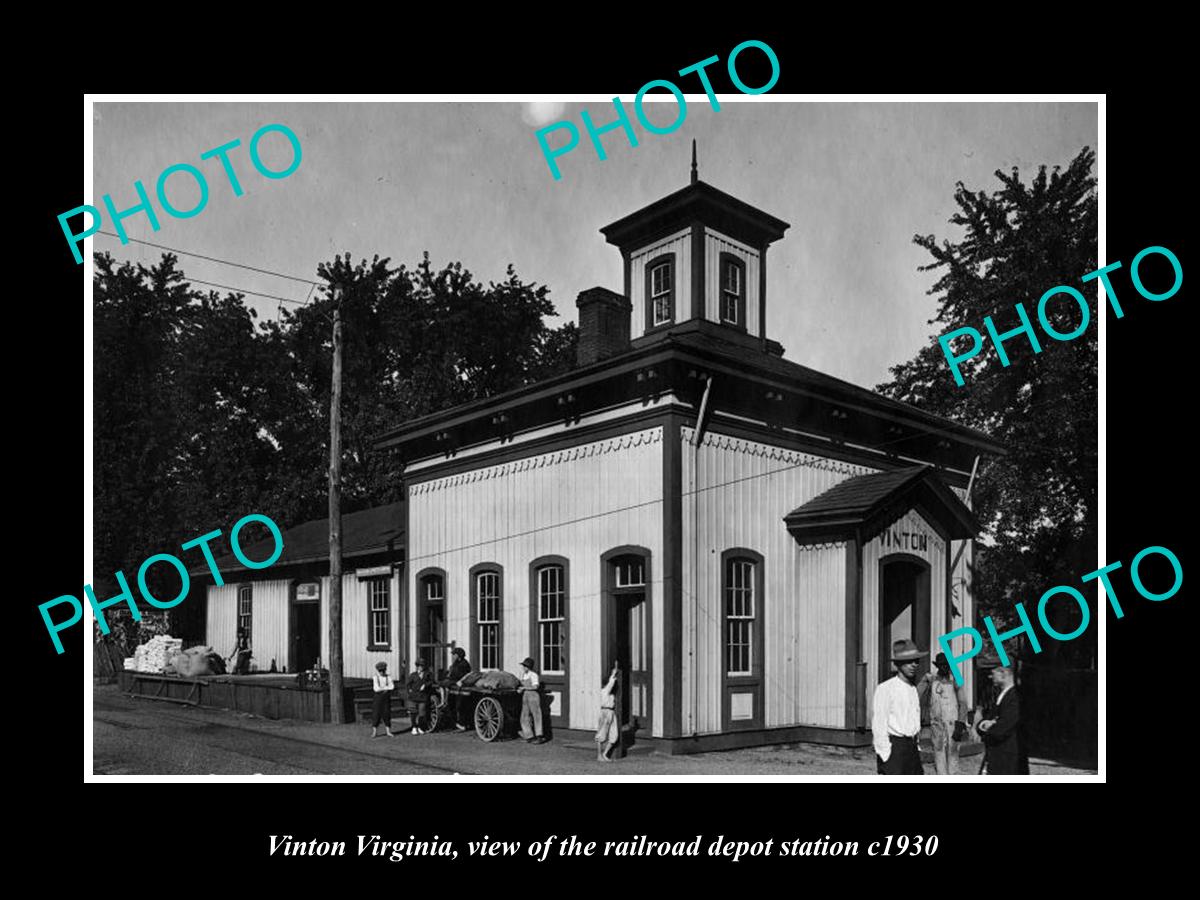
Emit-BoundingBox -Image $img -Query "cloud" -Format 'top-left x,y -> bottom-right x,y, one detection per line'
521,102 -> 566,128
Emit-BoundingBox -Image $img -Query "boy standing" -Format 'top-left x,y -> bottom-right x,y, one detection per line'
518,657 -> 547,744
370,660 -> 396,738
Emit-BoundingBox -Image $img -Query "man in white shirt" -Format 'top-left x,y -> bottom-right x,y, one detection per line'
872,639 -> 927,775
369,660 -> 396,738
518,656 -> 547,744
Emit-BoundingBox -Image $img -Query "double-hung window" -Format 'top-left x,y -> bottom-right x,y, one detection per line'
237,585 -> 252,636
720,549 -> 764,730
720,253 -> 746,327
648,256 -> 674,327
725,558 -> 757,676
475,570 -> 502,670
367,577 -> 390,649
536,564 -> 566,673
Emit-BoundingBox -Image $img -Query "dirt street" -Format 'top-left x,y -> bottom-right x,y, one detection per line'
92,684 -> 1094,776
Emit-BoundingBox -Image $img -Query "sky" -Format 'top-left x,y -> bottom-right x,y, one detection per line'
92,99 -> 1097,390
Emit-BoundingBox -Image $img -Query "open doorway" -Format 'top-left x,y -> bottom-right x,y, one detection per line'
290,580 -> 322,673
879,557 -> 931,683
416,569 -> 448,678
601,549 -> 653,738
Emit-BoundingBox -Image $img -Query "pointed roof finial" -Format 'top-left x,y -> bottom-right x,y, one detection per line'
690,139 -> 698,185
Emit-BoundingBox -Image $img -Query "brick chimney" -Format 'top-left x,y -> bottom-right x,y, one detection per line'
576,287 -> 631,366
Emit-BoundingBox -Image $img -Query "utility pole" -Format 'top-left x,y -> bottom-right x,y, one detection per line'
328,286 -> 345,724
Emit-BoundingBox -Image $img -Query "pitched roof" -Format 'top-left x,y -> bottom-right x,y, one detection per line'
600,179 -> 790,250
784,466 -> 980,545
193,500 -> 406,577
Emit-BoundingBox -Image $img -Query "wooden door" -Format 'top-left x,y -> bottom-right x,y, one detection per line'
615,592 -> 651,732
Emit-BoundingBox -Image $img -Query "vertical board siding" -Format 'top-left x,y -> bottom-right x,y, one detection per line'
950,486 -> 975,704
336,570 -> 404,678
861,509 -> 946,719
206,580 -> 287,674
251,581 -> 290,674
629,229 -> 691,336
408,429 -> 664,734
206,584 -> 239,658
206,570 -> 402,679
703,229 -> 760,333
681,427 -> 876,734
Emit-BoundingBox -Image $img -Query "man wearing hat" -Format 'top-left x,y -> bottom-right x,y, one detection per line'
918,652 -> 969,774
871,639 -> 927,775
406,658 -> 436,735
369,661 -> 397,738
975,655 -> 1027,775
518,657 -> 547,744
440,647 -> 473,732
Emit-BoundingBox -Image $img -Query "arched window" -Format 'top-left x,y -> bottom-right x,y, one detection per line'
536,564 -> 566,672
721,548 -> 764,730
470,563 -> 503,670
725,558 -> 755,675
530,556 -> 570,724
720,252 -> 746,328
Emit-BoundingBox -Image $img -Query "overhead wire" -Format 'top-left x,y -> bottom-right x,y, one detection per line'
94,231 -> 326,321
95,231 -> 322,286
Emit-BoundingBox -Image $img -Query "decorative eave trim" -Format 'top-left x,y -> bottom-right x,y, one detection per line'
410,428 -> 663,495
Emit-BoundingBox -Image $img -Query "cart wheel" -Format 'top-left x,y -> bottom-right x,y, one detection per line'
427,702 -> 441,732
475,696 -> 504,742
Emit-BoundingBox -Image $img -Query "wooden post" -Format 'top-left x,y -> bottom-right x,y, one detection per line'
329,290 -> 345,724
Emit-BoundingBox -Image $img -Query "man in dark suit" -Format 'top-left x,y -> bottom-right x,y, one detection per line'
976,656 -> 1028,775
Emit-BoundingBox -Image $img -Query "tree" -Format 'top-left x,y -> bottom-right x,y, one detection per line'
877,147 -> 1098,667
275,252 -> 578,518
92,248 -> 578,645
93,252 -> 295,642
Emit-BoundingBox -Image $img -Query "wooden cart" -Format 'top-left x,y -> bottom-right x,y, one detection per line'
429,684 -> 523,742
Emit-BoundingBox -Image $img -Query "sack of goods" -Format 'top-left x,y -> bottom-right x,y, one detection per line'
134,635 -> 184,673
169,646 -> 227,677
122,656 -> 138,671
476,670 -> 521,691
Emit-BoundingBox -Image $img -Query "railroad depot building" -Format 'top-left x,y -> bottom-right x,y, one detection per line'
197,502 -> 406,678
201,167 -> 1001,752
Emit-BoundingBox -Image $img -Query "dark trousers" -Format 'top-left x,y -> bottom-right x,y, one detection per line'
410,699 -> 428,729
371,692 -> 392,728
877,735 -> 923,775
456,693 -> 472,726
